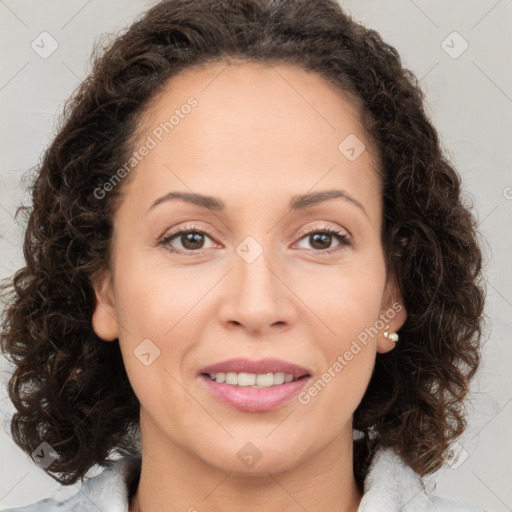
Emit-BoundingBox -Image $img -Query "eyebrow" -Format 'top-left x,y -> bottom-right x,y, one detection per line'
289,190 -> 368,217
147,189 -> 368,217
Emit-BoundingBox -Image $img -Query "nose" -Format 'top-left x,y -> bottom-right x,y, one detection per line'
218,242 -> 297,336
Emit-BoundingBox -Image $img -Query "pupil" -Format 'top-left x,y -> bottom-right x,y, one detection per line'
183,232 -> 204,249
311,233 -> 330,250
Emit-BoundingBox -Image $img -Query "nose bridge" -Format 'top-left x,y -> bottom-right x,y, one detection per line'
220,233 -> 295,333
235,234 -> 280,308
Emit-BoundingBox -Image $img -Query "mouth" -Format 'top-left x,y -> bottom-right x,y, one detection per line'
198,357 -> 311,380
200,371 -> 310,388
197,358 -> 312,412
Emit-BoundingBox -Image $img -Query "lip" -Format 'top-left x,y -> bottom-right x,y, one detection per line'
198,358 -> 312,413
199,357 -> 311,378
199,374 -> 312,412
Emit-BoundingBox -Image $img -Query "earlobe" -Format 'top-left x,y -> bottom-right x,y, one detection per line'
91,269 -> 119,342
376,278 -> 407,354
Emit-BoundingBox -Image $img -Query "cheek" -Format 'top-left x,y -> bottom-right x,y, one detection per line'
110,253 -> 205,394
298,320 -> 377,427
113,251 -> 205,335
295,254 -> 384,404
297,258 -> 386,341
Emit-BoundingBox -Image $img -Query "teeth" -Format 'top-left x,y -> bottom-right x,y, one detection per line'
208,371 -> 298,387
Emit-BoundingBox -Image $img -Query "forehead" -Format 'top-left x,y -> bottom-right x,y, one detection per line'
137,60 -> 368,147
119,61 -> 381,221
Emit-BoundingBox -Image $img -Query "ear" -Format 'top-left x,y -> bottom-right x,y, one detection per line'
91,268 -> 119,342
376,275 -> 407,354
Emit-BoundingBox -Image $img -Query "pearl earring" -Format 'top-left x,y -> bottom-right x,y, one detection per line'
383,326 -> 399,343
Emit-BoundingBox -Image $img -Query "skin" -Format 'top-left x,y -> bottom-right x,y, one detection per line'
91,61 -> 407,512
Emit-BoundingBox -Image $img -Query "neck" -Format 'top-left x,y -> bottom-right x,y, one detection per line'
130,413 -> 362,512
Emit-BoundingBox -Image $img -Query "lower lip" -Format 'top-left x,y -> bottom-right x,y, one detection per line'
199,374 -> 311,412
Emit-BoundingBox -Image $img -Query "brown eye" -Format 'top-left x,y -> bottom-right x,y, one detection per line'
159,225 -> 218,254
309,232 -> 333,250
295,228 -> 351,253
180,231 -> 206,250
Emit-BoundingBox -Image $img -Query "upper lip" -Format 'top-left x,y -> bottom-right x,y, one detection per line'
199,358 -> 311,378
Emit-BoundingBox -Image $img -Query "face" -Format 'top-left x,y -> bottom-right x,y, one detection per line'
92,61 -> 406,475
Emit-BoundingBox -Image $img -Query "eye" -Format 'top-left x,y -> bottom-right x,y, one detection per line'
294,226 -> 352,254
158,224 -> 352,255
158,224 -> 218,254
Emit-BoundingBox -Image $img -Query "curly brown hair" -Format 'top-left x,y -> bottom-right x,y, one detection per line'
1,0 -> 485,490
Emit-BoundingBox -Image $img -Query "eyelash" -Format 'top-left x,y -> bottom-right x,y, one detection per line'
158,223 -> 352,256
295,225 -> 352,254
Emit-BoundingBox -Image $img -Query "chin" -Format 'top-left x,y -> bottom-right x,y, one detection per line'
202,437 -> 306,476
216,452 -> 300,478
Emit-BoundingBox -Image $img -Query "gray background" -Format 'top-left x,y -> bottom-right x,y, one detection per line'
1,0 -> 511,510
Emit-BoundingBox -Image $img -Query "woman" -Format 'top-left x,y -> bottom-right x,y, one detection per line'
0,0 -> 487,510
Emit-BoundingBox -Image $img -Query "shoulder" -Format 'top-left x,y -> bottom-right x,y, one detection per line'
2,455 -> 141,512
359,447 -> 488,512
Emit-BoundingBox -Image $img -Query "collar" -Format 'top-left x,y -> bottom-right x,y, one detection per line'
4,447 -> 486,511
